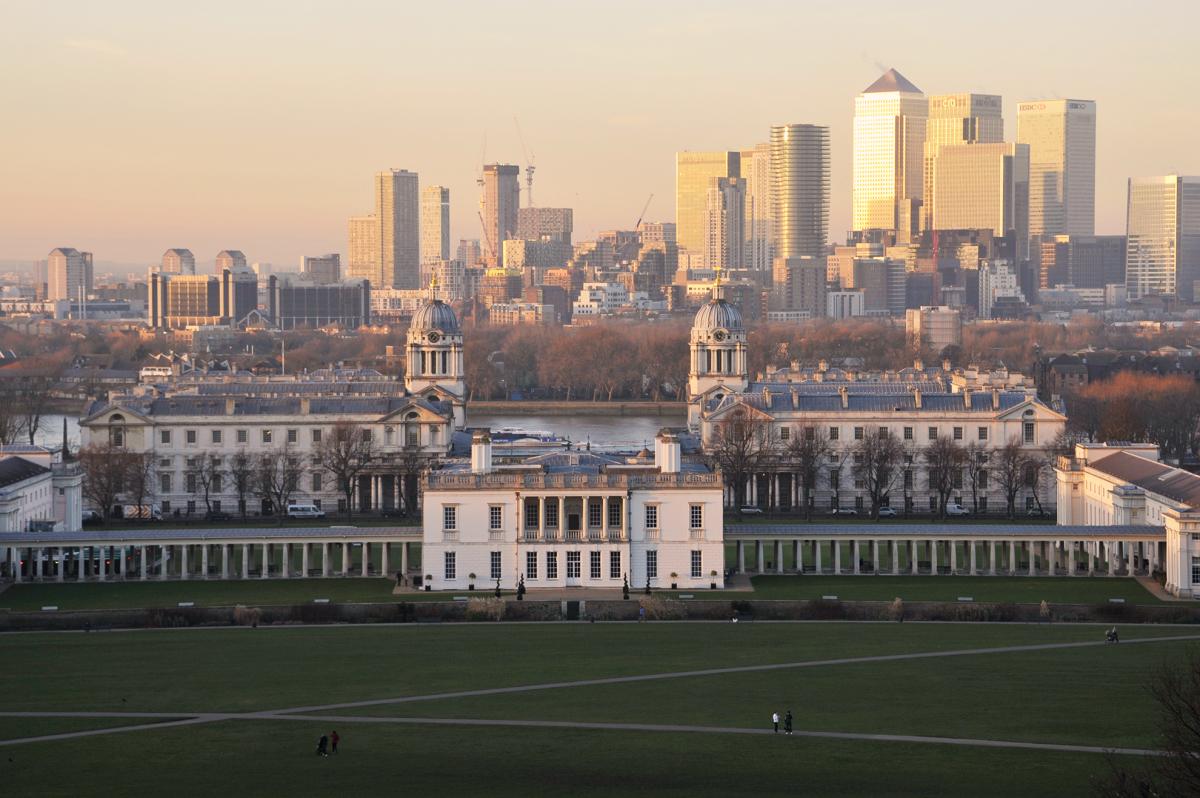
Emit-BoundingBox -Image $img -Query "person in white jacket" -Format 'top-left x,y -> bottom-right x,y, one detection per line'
772,711 -> 780,733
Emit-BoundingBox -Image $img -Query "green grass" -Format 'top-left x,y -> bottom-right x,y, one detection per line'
1,623 -> 1190,796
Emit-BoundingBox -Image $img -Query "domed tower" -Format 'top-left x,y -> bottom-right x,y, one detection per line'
688,275 -> 748,411
405,279 -> 465,425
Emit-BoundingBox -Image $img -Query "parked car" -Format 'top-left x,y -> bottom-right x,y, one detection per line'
876,506 -> 898,518
829,507 -> 858,517
1027,507 -> 1051,518
121,505 -> 162,521
82,510 -> 103,526
286,503 -> 326,520
945,503 -> 971,517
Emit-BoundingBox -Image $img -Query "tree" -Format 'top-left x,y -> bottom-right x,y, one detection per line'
20,369 -> 61,446
923,437 -> 968,519
964,442 -> 988,514
255,445 -> 303,518
78,443 -> 128,519
390,444 -> 428,515
185,455 -> 225,514
992,436 -> 1032,519
229,452 -> 255,519
124,452 -> 156,516
316,420 -> 376,520
707,413 -> 773,509
851,430 -> 905,519
784,425 -> 832,521
0,382 -> 27,446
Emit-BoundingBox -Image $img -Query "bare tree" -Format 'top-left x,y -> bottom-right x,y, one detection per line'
851,430 -> 905,519
78,443 -> 130,519
784,425 -> 832,521
923,437 -> 968,519
964,441 -> 988,514
124,452 -> 156,516
315,420 -> 376,520
992,436 -> 1031,520
185,455 -> 225,514
229,452 -> 255,519
707,413 -> 774,509
0,383 -> 27,446
391,444 -> 428,515
20,371 -> 60,445
255,445 -> 303,518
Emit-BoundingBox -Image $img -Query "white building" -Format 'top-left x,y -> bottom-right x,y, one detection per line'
978,259 -> 1026,318
0,446 -> 83,576
422,430 -> 724,591
1124,175 -> 1200,302
572,282 -> 630,317
46,247 -> 93,302
826,291 -> 864,319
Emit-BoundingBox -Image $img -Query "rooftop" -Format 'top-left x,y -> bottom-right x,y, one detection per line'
1088,451 -> 1200,509
862,68 -> 922,95
0,456 -> 50,489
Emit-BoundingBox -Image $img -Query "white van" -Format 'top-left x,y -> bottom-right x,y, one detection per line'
286,503 -> 326,520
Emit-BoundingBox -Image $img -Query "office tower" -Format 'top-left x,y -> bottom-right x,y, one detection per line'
456,239 -> 482,267
770,124 -> 830,259
852,69 -> 927,239
1038,236 -> 1125,289
923,94 -> 1004,230
46,247 -> 92,301
676,151 -> 740,267
160,248 -> 196,275
301,254 -> 341,285
740,142 -> 774,271
1125,176 -> 1200,301
347,215 -> 379,284
268,275 -> 371,330
374,169 -> 420,288
147,272 -> 220,329
517,207 -> 574,244
219,266 -> 258,323
421,185 -> 451,266
703,177 -> 745,271
214,250 -> 247,273
638,221 -> 676,246
930,143 -> 1030,259
481,164 -> 520,267
1018,99 -> 1096,237
772,256 -> 827,317
978,260 -> 1025,318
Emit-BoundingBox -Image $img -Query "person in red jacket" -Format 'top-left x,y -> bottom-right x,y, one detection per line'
331,730 -> 340,754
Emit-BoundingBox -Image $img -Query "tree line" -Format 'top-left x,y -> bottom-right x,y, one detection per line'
1066,372 -> 1200,463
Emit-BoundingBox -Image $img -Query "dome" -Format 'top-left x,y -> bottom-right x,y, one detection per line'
410,299 -> 460,335
692,297 -> 744,333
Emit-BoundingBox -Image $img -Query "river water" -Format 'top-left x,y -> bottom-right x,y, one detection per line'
39,412 -> 687,453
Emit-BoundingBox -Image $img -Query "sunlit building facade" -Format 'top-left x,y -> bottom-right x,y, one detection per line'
676,151 -> 740,267
923,94 -> 1003,231
770,124 -> 829,259
482,164 -> 520,267
376,169 -> 420,289
1017,99 -> 1096,238
930,142 -> 1030,259
740,142 -> 774,271
420,185 -> 450,266
703,177 -> 745,271
852,69 -> 926,239
1125,176 -> 1200,302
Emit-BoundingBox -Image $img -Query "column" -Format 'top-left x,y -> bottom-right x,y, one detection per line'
137,546 -> 145,581
258,543 -> 268,579
361,542 -> 370,577
910,541 -> 918,575
891,541 -> 900,575
342,542 -> 350,576
950,541 -> 958,574
322,542 -> 331,577
400,542 -> 408,578
96,546 -> 105,581
1009,541 -> 1017,575
538,497 -> 546,541
989,541 -> 996,575
381,542 -> 390,577
558,497 -> 565,539
755,540 -> 764,573
833,541 -> 841,575
774,541 -> 784,574
814,540 -> 822,573
242,544 -> 250,579
180,545 -> 189,581
222,545 -> 230,579
602,497 -> 609,541
794,540 -> 803,574
1129,541 -> 1138,575
851,540 -> 860,575
1027,542 -> 1035,576
34,548 -> 43,580
736,541 -> 745,573
1088,541 -> 1096,575
118,547 -> 127,580
1107,541 -> 1115,576
302,544 -> 311,578
1048,541 -> 1057,576
871,540 -> 879,574
969,541 -> 976,575
281,543 -> 290,579
929,540 -> 937,575
57,547 -> 65,582
160,546 -> 169,580
200,545 -> 209,580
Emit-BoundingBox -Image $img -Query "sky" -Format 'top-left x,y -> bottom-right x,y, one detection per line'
1,0 -> 1198,270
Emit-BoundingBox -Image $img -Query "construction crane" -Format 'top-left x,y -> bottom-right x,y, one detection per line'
634,193 -> 654,231
477,210 -> 496,265
513,116 -> 536,208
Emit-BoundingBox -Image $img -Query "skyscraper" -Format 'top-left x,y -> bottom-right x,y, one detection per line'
703,177 -> 745,271
160,248 -> 196,275
421,185 -> 451,266
740,142 -> 774,271
215,250 -> 247,273
1125,176 -> 1200,302
676,151 -> 740,267
375,169 -> 420,288
347,214 -> 379,285
1018,99 -> 1096,237
481,164 -> 520,267
456,239 -> 482,267
852,69 -> 927,239
770,124 -> 830,259
931,143 -> 1030,259
301,254 -> 341,284
923,94 -> 1004,230
517,207 -> 574,244
46,247 -> 92,301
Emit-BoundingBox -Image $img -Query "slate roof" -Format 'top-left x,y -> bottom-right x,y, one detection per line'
707,390 -> 1037,415
85,394 -> 452,420
862,68 -> 922,94
0,456 -> 50,489
1088,451 -> 1200,509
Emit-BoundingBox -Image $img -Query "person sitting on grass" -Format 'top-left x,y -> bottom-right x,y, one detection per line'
1106,626 -> 1120,643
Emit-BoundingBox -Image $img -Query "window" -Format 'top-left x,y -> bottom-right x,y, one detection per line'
1023,421 -> 1035,444
951,470 -> 963,490
1193,557 -> 1200,585
524,498 -> 540,528
186,500 -> 196,514
1025,496 -> 1035,510
829,427 -> 839,441
360,428 -> 372,443
691,550 -> 702,578
853,426 -> 864,440
830,470 -> 840,490
689,504 -> 703,529
610,551 -> 621,579
545,502 -> 559,528
952,427 -> 963,441
978,471 -> 989,490
566,551 -> 580,578
308,429 -> 320,444
211,430 -> 222,444
490,551 -> 502,581
406,428 -> 418,446
979,496 -> 988,512
285,429 -> 297,444
312,473 -> 322,491
237,429 -> 248,444
590,551 -> 601,579
903,426 -> 913,440
212,500 -> 222,512
442,505 -> 457,531
212,474 -> 222,493
159,457 -> 171,468
588,500 -> 602,528
903,471 -> 913,490
186,430 -> 197,445
262,430 -> 273,444
928,426 -> 938,441
929,496 -> 938,511
878,427 -> 888,438
546,551 -> 558,579
608,498 -> 622,528
185,474 -> 197,493
977,427 -> 988,441
160,473 -> 171,493
160,430 -> 171,445
161,500 -> 171,513
444,551 -> 456,581
526,551 -> 538,580
489,505 -> 503,531
779,426 -> 790,441
645,505 -> 659,529
646,550 -> 658,579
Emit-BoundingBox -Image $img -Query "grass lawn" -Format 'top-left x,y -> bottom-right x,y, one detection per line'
1,623 -> 1192,796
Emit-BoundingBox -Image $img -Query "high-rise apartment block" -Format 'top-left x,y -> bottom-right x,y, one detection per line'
923,94 -> 1003,230
1017,99 -> 1096,237
482,164 -> 520,267
740,142 -> 774,270
676,151 -> 740,267
703,177 -> 745,271
160,248 -> 196,275
517,207 -> 574,244
214,250 -> 247,273
852,69 -> 927,239
347,215 -> 379,285
301,254 -> 341,285
420,186 -> 450,266
770,124 -> 830,259
930,142 -> 1030,259
456,239 -> 482,267
772,256 -> 827,318
1125,176 -> 1200,302
1038,236 -> 1124,289
46,247 -> 93,302
375,169 -> 420,288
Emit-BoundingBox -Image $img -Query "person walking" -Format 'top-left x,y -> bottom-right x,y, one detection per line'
772,711 -> 780,734
330,730 -> 340,754
638,606 -> 646,623
784,710 -> 793,735
316,735 -> 329,757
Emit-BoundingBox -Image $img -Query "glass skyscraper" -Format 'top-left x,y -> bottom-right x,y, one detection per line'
1017,99 -> 1096,238
923,93 -> 1004,231
675,151 -> 740,268
1125,176 -> 1200,301
852,69 -> 926,239
770,124 -> 829,259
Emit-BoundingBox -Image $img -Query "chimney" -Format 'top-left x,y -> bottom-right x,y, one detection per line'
964,390 -> 972,409
471,430 -> 493,474
225,398 -> 236,415
839,386 -> 849,409
992,387 -> 1001,410
655,429 -> 680,474
791,389 -> 799,409
942,358 -> 952,372
299,397 -> 310,415
913,388 -> 922,409
914,358 -> 923,371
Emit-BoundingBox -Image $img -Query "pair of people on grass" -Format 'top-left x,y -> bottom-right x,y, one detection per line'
315,730 -> 340,756
772,710 -> 793,734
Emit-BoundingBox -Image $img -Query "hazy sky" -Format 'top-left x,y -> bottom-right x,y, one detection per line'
2,0 -> 1197,269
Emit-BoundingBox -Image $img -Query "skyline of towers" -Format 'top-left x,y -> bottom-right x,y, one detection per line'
770,123 -> 830,260
347,168 -> 420,288
214,250 -> 247,273
481,164 -> 520,267
1018,99 -> 1097,238
421,185 -> 451,266
159,248 -> 196,275
1125,175 -> 1200,301
852,68 -> 927,240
